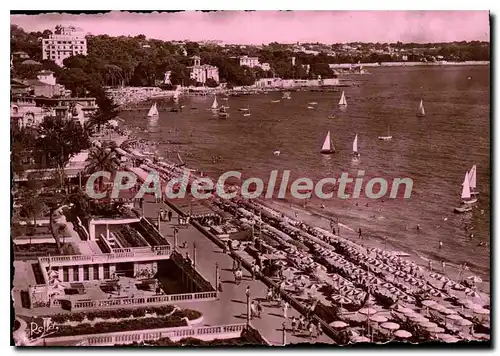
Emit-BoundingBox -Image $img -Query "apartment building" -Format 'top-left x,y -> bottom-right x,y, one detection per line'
42,25 -> 87,67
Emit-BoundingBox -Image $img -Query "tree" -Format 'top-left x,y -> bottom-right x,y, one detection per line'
37,116 -> 91,168
18,177 -> 47,245
205,78 -> 218,88
84,144 -> 120,191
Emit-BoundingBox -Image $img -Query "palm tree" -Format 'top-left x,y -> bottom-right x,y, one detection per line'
84,144 -> 120,192
21,189 -> 47,245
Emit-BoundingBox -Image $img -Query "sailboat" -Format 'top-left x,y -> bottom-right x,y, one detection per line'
320,131 -> 335,154
147,102 -> 159,117
378,125 -> 393,141
353,134 -> 360,159
416,99 -> 426,117
455,172 -> 475,213
338,91 -> 347,107
210,96 -> 219,111
461,171 -> 478,205
468,165 -> 479,196
243,108 -> 251,117
282,91 -> 291,100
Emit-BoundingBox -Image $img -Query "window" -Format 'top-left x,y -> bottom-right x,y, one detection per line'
63,267 -> 69,282
74,267 -> 80,281
83,266 -> 89,280
103,265 -> 110,279
93,265 -> 99,280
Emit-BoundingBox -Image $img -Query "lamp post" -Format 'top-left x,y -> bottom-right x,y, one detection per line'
157,211 -> 161,231
193,242 -> 197,268
173,227 -> 178,248
215,262 -> 219,293
282,321 -> 286,345
245,286 -> 251,326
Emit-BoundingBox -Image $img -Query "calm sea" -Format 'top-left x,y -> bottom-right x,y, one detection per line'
120,65 -> 491,281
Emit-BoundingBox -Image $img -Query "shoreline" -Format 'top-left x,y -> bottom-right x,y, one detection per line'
111,125 -> 489,301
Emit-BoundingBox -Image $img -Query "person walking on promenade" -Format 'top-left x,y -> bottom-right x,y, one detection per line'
256,301 -> 263,318
167,210 -> 172,222
417,224 -> 421,232
316,320 -> 322,338
442,261 -> 446,272
291,316 -> 297,334
251,262 -> 256,280
218,274 -> 223,292
173,227 -> 178,241
307,321 -> 314,339
232,259 -> 238,272
283,301 -> 289,319
358,228 -> 362,239
235,268 -> 243,285
428,260 -> 433,271
439,240 -> 443,250
298,315 -> 305,331
266,288 -> 273,302
250,301 -> 256,320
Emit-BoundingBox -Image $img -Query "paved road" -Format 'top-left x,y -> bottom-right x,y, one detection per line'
144,200 -> 334,345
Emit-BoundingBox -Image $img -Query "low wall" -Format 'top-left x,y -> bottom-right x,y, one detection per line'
71,291 -> 217,311
43,323 -> 246,346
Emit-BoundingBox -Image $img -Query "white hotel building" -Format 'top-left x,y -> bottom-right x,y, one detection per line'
42,25 -> 87,67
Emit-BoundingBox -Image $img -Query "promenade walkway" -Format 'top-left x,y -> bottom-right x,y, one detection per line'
143,200 -> 334,345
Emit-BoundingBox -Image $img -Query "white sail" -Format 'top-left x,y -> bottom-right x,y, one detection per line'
322,131 -> 332,151
418,99 -> 425,116
147,103 -> 158,117
211,96 -> 219,109
353,134 -> 358,153
338,91 -> 347,106
461,171 -> 471,200
469,165 -> 477,189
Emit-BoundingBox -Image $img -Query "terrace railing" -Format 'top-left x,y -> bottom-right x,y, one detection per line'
38,246 -> 172,267
70,290 -> 218,310
44,323 -> 246,346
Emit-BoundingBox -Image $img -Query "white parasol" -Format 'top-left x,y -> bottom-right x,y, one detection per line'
437,334 -> 460,343
473,308 -> 489,315
380,322 -> 400,331
358,308 -> 377,316
369,315 -> 388,323
330,321 -> 348,329
394,330 -> 412,339
467,275 -> 482,283
421,300 -> 437,307
456,319 -> 472,327
446,314 -> 463,321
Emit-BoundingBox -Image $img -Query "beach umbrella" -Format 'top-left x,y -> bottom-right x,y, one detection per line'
456,319 -> 472,327
437,334 -> 460,343
441,308 -> 457,315
433,327 -> 445,333
359,307 -> 377,316
446,314 -> 463,321
380,322 -> 400,331
409,315 -> 428,323
395,305 -> 413,313
394,330 -> 412,339
473,308 -> 489,315
422,300 -> 437,307
453,283 -> 465,291
469,304 -> 485,311
330,321 -> 348,329
420,321 -> 438,330
429,303 -> 446,312
369,315 -> 388,323
352,336 -> 371,343
467,275 -> 482,283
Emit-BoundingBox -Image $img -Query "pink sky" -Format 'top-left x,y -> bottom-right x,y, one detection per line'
11,11 -> 490,44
